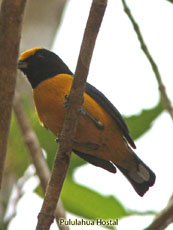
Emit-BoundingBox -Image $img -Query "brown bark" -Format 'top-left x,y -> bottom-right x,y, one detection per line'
0,0 -> 27,189
145,195 -> 173,230
13,92 -> 69,230
36,0 -> 108,229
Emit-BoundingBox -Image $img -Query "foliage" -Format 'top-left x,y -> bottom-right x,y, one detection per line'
125,100 -> 163,140
6,96 -> 164,228
166,0 -> 173,3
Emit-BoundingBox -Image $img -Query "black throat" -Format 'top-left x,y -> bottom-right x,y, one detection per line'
19,50 -> 73,89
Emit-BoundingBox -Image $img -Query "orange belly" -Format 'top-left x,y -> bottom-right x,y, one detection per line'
33,74 -> 134,168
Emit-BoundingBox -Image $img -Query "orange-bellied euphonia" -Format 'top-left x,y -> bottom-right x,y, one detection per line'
18,47 -> 155,196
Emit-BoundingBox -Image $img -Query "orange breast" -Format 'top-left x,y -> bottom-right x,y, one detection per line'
33,74 -> 131,165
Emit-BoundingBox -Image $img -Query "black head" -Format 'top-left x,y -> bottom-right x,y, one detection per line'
18,48 -> 73,88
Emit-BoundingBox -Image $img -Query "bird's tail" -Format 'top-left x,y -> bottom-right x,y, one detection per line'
114,149 -> 156,197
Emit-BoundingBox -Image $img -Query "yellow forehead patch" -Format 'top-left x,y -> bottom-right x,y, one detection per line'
19,47 -> 42,61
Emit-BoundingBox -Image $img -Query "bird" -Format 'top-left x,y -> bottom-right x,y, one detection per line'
18,47 -> 156,196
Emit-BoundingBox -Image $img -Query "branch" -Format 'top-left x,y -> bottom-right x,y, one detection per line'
13,92 -> 69,230
121,1 -> 173,229
36,0 -> 107,229
121,0 -> 173,120
3,168 -> 33,230
0,0 -> 27,189
145,195 -> 173,230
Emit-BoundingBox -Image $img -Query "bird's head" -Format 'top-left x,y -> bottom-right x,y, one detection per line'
18,47 -> 72,88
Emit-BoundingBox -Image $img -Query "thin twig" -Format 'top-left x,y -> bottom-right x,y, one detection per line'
121,0 -> 173,120
13,92 -> 69,230
122,1 -> 173,229
36,0 -> 107,229
3,168 -> 33,229
144,194 -> 173,230
0,0 -> 27,189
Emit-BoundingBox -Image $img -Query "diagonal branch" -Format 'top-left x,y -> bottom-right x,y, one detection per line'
121,0 -> 173,120
3,169 -> 33,230
144,194 -> 173,230
0,0 -> 27,190
13,91 -> 69,230
35,0 -> 108,229
121,1 -> 173,229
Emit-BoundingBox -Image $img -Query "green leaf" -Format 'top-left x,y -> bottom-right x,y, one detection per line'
61,176 -> 129,226
9,96 -> 162,226
124,100 -> 163,140
7,97 -> 56,178
7,112 -> 30,177
66,100 -> 164,176
8,96 -> 163,178
166,0 -> 173,3
68,153 -> 86,174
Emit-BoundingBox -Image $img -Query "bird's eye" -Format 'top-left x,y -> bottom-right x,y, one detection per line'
36,52 -> 45,59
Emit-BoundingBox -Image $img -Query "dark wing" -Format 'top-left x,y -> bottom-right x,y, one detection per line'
73,150 -> 117,173
85,82 -> 136,149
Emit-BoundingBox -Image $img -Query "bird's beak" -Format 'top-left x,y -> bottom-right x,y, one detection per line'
18,60 -> 28,69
